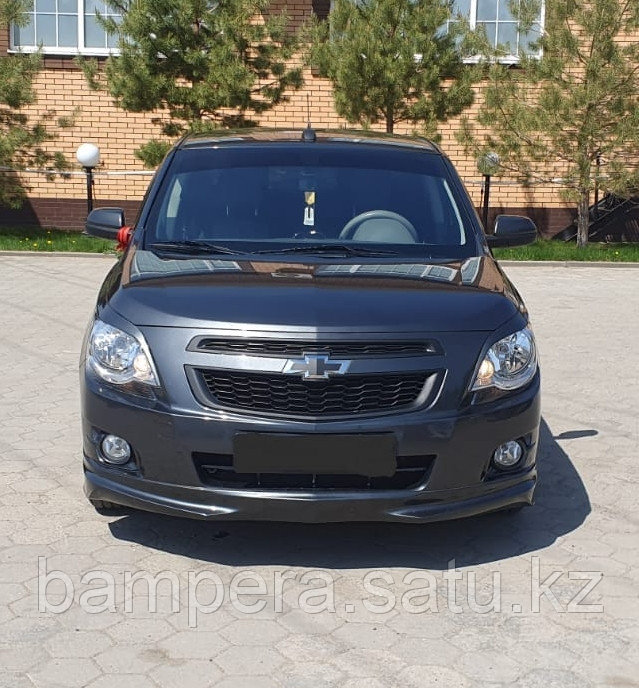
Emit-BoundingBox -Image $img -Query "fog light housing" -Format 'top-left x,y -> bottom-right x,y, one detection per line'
100,435 -> 131,465
493,441 -> 523,469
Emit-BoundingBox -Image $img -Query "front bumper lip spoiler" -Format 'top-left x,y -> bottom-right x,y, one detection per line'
84,466 -> 536,523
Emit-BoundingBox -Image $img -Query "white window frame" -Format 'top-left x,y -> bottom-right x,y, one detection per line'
323,0 -> 545,64
450,0 -> 545,64
9,0 -> 121,56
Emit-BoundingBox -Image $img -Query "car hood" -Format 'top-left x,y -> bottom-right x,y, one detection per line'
100,249 -> 525,333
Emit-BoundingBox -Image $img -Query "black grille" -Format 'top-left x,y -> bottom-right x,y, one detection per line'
196,369 -> 429,417
195,338 -> 438,358
194,452 -> 436,491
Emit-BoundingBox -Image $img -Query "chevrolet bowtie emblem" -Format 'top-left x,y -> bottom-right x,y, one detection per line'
282,353 -> 351,380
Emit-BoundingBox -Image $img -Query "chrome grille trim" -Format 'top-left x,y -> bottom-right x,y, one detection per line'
189,336 -> 441,358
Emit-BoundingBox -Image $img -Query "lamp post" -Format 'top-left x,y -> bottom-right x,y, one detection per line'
479,152 -> 500,231
76,143 -> 101,215
594,153 -> 601,208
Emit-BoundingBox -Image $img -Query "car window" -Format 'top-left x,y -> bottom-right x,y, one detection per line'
145,144 -> 476,256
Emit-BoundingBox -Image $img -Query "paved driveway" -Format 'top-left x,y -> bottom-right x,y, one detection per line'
0,255 -> 637,688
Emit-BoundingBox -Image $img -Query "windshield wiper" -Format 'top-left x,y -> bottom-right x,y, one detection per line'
147,241 -> 244,256
148,241 -> 400,258
253,244 -> 399,257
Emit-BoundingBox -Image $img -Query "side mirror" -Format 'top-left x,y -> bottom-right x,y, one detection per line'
486,215 -> 537,248
85,207 -> 125,240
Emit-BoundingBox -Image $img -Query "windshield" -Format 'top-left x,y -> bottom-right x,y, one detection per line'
144,144 -> 478,258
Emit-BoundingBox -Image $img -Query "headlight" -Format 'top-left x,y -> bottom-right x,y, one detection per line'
472,327 -> 537,391
88,320 -> 159,386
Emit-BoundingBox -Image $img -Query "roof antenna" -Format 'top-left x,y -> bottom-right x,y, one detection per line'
301,93 -> 316,142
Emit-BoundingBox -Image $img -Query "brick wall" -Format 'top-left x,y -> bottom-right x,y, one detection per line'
1,1 -> 577,235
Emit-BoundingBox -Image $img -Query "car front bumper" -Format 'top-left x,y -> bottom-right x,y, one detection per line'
82,372 -> 541,523
84,466 -> 536,523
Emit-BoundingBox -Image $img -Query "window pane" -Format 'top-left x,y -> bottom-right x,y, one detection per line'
477,21 -> 497,46
451,0 -> 471,16
476,0 -> 498,21
14,16 -> 35,45
106,13 -> 121,46
85,0 -> 105,13
520,23 -> 542,53
36,0 -> 56,12
35,13 -> 57,44
58,0 -> 76,12
84,15 -> 106,47
496,21 -> 518,52
58,14 -> 77,46
498,0 -> 516,21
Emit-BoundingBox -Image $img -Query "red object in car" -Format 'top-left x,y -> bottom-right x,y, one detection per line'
116,226 -> 133,252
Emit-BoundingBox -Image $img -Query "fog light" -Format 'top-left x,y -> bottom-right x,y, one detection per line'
100,435 -> 131,465
493,441 -> 523,469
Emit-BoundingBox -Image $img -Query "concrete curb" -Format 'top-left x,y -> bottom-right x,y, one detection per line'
0,251 -> 116,258
498,260 -> 639,268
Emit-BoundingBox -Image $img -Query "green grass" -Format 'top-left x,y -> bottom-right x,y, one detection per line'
493,239 -> 639,262
0,226 -> 114,253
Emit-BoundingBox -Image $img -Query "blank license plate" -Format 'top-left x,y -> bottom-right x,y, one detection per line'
233,433 -> 397,477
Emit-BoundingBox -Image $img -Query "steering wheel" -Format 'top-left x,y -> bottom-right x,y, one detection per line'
339,210 -> 418,243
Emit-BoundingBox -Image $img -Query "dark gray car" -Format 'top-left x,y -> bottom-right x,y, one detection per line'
81,129 -> 540,522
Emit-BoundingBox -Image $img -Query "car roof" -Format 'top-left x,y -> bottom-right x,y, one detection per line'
178,128 -> 441,154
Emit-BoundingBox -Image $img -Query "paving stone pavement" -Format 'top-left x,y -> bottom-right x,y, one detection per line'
0,254 -> 637,688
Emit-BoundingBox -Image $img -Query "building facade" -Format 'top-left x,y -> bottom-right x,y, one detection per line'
0,0 -> 576,235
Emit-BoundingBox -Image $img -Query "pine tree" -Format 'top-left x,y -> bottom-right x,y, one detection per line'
88,0 -> 304,166
459,0 -> 639,247
308,0 -> 475,135
0,0 -> 67,208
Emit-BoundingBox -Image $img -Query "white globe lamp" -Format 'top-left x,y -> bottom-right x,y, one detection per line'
76,143 -> 101,214
76,143 -> 101,169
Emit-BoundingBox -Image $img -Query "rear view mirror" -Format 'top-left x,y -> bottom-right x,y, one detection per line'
486,215 -> 537,248
85,207 -> 125,240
